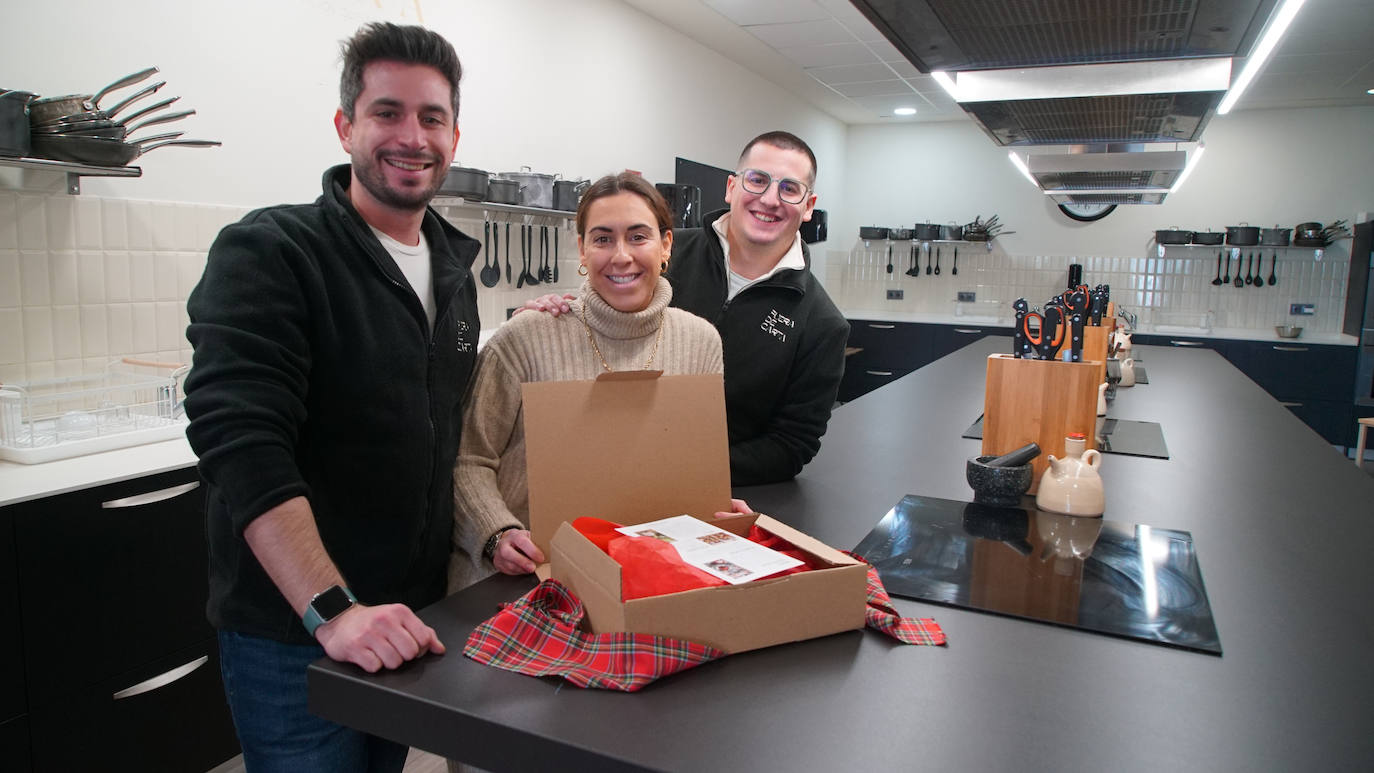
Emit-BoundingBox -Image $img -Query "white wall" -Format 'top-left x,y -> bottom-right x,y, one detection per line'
834,106 -> 1374,258
0,0 -> 846,207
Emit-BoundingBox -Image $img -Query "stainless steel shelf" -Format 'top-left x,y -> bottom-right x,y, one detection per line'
431,195 -> 573,221
0,156 -> 141,194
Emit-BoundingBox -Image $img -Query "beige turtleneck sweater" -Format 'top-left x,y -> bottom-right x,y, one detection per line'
448,278 -> 724,592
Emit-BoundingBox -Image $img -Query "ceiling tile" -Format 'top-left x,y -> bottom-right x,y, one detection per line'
862,36 -> 910,64
807,62 -> 903,85
777,42 -> 883,68
1263,51 -> 1374,76
833,79 -> 917,98
704,0 -> 828,27
887,60 -> 921,79
746,19 -> 856,48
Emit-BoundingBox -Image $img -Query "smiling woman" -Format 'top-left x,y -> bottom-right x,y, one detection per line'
448,172 -> 728,594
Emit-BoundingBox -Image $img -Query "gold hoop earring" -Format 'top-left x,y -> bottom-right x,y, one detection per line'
577,264 -> 588,276
661,261 -> 668,271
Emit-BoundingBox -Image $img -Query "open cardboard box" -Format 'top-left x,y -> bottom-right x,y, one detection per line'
521,371 -> 867,654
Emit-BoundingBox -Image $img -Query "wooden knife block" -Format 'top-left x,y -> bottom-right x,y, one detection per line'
1083,325 -> 1111,387
982,354 -> 1100,494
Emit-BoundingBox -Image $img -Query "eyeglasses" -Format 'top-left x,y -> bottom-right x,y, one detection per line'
735,168 -> 811,205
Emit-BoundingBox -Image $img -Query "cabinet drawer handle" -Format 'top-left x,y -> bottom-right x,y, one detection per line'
867,323 -> 895,330
101,480 -> 200,509
112,655 -> 208,700
865,370 -> 894,376
1169,340 -> 1204,347
1280,401 -> 1302,408
1272,345 -> 1308,352
953,328 -> 983,334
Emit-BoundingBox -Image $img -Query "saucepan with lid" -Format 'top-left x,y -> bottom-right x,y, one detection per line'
0,89 -> 35,157
1225,223 -> 1259,246
439,164 -> 489,199
497,166 -> 554,209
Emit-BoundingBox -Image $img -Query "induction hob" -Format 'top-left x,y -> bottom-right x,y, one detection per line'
962,416 -> 1169,459
853,495 -> 1221,655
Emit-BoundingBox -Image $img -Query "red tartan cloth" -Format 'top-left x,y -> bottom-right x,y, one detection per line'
463,579 -> 725,692
845,551 -> 946,646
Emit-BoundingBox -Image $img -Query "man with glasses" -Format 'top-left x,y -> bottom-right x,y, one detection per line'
666,131 -> 848,485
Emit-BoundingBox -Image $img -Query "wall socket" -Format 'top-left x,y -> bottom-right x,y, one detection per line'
886,289 -> 904,300
1289,303 -> 1315,316
956,291 -> 976,303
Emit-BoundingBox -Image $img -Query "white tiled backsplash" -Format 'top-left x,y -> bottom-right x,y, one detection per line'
0,190 -> 579,385
825,241 -> 1351,333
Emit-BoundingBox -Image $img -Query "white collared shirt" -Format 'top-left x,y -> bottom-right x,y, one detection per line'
711,213 -> 806,301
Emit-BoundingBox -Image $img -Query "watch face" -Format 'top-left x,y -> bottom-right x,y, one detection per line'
311,585 -> 354,621
1058,202 -> 1117,222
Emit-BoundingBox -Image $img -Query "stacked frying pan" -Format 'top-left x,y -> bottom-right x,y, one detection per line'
26,67 -> 219,166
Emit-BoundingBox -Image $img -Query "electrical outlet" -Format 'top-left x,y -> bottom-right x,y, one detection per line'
1289,303 -> 1315,316
956,291 -> 976,303
886,289 -> 904,301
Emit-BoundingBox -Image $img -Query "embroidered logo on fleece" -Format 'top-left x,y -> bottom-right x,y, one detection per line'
760,309 -> 794,342
456,319 -> 474,353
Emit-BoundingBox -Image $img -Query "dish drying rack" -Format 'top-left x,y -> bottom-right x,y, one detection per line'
0,358 -> 190,464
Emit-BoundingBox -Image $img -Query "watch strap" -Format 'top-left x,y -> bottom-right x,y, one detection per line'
483,526 -> 522,561
302,585 -> 357,638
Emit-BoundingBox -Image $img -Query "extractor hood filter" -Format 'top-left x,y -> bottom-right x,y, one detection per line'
1050,191 -> 1168,205
1027,150 -> 1187,190
963,91 -> 1221,145
851,0 -> 1277,72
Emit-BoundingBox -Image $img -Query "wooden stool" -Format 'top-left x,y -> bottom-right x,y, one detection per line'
1357,417 -> 1374,469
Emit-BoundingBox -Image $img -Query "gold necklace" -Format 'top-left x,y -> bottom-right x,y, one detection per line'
579,305 -> 666,372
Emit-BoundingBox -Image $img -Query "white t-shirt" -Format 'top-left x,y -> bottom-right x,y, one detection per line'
710,213 -> 806,301
370,226 -> 435,331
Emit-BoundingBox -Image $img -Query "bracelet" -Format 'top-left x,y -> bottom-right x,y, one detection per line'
483,526 -> 522,561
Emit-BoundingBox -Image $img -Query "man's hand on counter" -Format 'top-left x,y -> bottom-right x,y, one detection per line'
315,603 -> 445,673
493,528 -> 546,575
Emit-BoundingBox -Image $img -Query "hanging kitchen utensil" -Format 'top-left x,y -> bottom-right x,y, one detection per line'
1247,252 -> 1256,285
542,226 -> 553,283
951,247 -> 959,276
1268,253 -> 1278,286
480,216 -> 499,287
906,242 -> 916,276
525,224 -> 539,286
1211,252 -> 1223,285
907,244 -> 920,277
1222,250 -> 1231,284
1233,250 -> 1244,288
516,224 -> 527,288
504,222 -> 511,284
27,67 -> 159,125
1253,254 -> 1265,289
934,248 -> 941,275
885,238 -> 893,274
553,226 -> 559,283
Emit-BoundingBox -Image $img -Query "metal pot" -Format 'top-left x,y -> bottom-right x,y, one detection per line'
914,222 -> 941,241
889,227 -> 914,240
800,208 -> 827,244
0,89 -> 35,157
438,165 -> 489,198
1154,227 -> 1194,245
1226,223 -> 1259,246
653,182 -> 698,226
859,226 -> 889,240
497,166 -> 554,209
1258,225 -> 1291,247
557,179 -> 592,213
939,222 -> 963,241
485,178 -> 521,205
1190,229 -> 1224,245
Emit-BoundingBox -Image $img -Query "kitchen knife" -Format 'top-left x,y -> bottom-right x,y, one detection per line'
1013,298 -> 1031,358
1038,304 -> 1067,361
1066,289 -> 1088,362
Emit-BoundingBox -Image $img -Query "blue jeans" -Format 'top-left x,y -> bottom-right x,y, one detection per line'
218,630 -> 409,773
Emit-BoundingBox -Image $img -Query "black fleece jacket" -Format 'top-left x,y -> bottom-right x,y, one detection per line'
184,165 -> 481,644
667,210 -> 848,485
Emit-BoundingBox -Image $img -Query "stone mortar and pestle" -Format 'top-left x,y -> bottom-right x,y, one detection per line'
966,442 -> 1041,506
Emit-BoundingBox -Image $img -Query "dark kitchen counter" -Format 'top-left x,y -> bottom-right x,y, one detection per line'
309,337 -> 1374,772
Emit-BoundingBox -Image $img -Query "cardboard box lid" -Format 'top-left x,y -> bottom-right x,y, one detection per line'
521,371 -> 732,556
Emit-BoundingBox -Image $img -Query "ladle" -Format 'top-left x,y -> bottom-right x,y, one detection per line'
479,215 -> 500,287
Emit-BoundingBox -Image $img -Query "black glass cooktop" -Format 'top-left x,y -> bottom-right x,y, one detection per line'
962,416 -> 1169,459
854,495 -> 1221,655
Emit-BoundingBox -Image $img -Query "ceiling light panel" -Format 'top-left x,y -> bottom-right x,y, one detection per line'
834,79 -> 917,98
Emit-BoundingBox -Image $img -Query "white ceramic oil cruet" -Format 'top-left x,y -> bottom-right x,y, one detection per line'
1119,357 -> 1136,387
1035,432 -> 1105,517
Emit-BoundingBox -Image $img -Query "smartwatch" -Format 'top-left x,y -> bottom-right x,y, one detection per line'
303,585 -> 357,637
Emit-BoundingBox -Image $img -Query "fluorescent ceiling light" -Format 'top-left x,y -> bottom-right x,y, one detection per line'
1217,0 -> 1308,114
893,107 -> 916,116
1007,151 -> 1037,187
931,71 -> 960,100
950,59 -> 1231,103
1170,144 -> 1206,192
